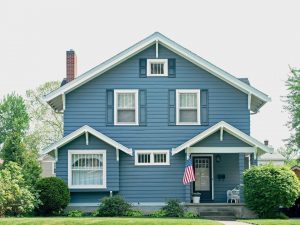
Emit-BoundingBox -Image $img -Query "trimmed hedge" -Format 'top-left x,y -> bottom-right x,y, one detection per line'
36,177 -> 70,215
244,164 -> 300,218
96,195 -> 131,217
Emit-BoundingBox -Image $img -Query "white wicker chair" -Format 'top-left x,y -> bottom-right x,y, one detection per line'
227,188 -> 240,203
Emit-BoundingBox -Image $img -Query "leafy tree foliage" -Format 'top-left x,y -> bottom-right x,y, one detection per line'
0,93 -> 29,143
285,67 -> 300,155
244,164 -> 300,218
96,195 -> 132,217
0,162 -> 36,217
25,81 -> 62,152
162,199 -> 184,217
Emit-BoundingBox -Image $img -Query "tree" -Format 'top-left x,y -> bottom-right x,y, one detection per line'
0,162 -> 36,217
285,67 -> 300,155
25,81 -> 62,152
0,93 -> 29,143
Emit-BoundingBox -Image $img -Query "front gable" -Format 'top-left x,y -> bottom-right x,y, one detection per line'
45,32 -> 270,113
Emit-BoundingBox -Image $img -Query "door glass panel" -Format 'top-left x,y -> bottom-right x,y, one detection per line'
194,158 -> 210,191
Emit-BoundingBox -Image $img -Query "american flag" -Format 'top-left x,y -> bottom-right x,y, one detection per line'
183,158 -> 195,185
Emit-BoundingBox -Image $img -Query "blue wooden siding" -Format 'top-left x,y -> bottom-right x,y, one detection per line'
57,43 -> 251,204
192,131 -> 251,147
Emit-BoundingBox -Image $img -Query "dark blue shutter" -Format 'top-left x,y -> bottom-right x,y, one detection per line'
168,89 -> 176,125
139,59 -> 147,78
139,90 -> 147,126
168,58 -> 176,78
106,89 -> 114,126
201,89 -> 209,125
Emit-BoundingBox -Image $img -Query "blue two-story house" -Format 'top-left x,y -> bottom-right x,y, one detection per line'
43,32 -> 272,208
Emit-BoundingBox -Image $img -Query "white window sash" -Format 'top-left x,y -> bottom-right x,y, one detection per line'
147,59 -> 168,77
68,150 -> 107,189
114,90 -> 139,125
134,150 -> 170,166
176,89 -> 201,125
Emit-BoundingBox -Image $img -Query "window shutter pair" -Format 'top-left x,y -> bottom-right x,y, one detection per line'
106,90 -> 147,126
168,89 -> 209,125
139,59 -> 176,77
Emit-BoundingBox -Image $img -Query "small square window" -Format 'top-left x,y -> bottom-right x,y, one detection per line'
135,150 -> 170,166
147,59 -> 168,76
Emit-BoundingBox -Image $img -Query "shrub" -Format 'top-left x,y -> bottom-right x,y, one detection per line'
244,164 -> 300,218
125,209 -> 144,217
67,210 -> 84,217
149,209 -> 166,218
162,199 -> 184,217
183,211 -> 198,218
0,162 -> 36,217
95,195 -> 131,217
36,177 -> 70,215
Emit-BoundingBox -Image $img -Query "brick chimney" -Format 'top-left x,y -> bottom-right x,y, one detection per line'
264,140 -> 269,146
66,49 -> 77,82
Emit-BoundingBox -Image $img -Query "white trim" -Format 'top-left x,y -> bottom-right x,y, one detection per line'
114,89 -> 139,126
220,126 -> 224,141
68,149 -> 107,189
155,40 -> 158,58
116,148 -> 119,161
176,89 -> 200,125
172,121 -> 272,155
146,59 -> 168,76
85,132 -> 89,145
134,150 -> 170,166
69,203 -> 100,207
62,94 -> 66,112
191,154 -> 214,200
187,147 -> 255,154
43,32 -> 271,112
42,125 -> 132,156
52,161 -> 56,175
248,93 -> 251,111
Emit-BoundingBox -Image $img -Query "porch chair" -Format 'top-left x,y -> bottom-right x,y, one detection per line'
227,188 -> 240,203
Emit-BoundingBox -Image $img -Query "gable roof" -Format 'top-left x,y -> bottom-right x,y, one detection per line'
258,152 -> 285,161
42,125 -> 132,155
172,121 -> 273,155
44,32 -> 270,112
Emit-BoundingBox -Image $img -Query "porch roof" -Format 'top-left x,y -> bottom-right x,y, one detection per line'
172,121 -> 273,155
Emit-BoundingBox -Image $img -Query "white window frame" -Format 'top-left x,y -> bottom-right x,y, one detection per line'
147,59 -> 168,77
114,89 -> 139,126
176,89 -> 201,125
135,150 -> 170,166
68,150 -> 107,189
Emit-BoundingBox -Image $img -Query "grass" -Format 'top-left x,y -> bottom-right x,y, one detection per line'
0,217 -> 222,225
241,219 -> 300,225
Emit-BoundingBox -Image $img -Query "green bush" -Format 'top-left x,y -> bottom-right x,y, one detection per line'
95,195 -> 131,217
162,199 -> 184,217
67,210 -> 84,217
183,211 -> 198,218
244,164 -> 300,218
149,209 -> 166,218
125,209 -> 144,217
0,162 -> 36,217
36,177 -> 70,215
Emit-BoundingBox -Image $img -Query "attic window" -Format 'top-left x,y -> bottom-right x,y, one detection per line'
135,150 -> 170,166
147,59 -> 168,76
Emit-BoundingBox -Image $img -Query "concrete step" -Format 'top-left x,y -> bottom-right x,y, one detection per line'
200,211 -> 235,217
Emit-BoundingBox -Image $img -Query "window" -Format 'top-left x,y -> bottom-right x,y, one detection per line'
114,90 -> 138,125
176,89 -> 200,125
135,150 -> 170,166
68,150 -> 106,189
147,59 -> 168,76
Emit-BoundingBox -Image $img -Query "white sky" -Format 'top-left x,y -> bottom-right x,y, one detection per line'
1,0 -> 299,150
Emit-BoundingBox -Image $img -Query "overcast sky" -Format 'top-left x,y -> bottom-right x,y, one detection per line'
1,0 -> 299,150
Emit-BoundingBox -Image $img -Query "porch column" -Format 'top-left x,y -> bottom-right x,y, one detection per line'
238,153 -> 245,202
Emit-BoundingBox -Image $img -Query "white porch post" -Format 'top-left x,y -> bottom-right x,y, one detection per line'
238,153 -> 245,203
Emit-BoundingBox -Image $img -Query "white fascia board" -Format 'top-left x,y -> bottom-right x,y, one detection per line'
42,125 -> 132,156
172,121 -> 272,155
44,32 -> 270,112
187,147 -> 255,154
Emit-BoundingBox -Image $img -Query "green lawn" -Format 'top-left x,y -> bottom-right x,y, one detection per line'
242,219 -> 300,225
0,217 -> 222,225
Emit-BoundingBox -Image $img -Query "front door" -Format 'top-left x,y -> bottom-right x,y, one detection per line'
193,156 -> 212,201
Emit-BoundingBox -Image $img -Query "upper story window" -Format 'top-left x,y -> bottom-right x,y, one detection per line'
114,90 -> 139,125
176,89 -> 200,125
68,150 -> 106,189
135,150 -> 170,166
147,59 -> 168,76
